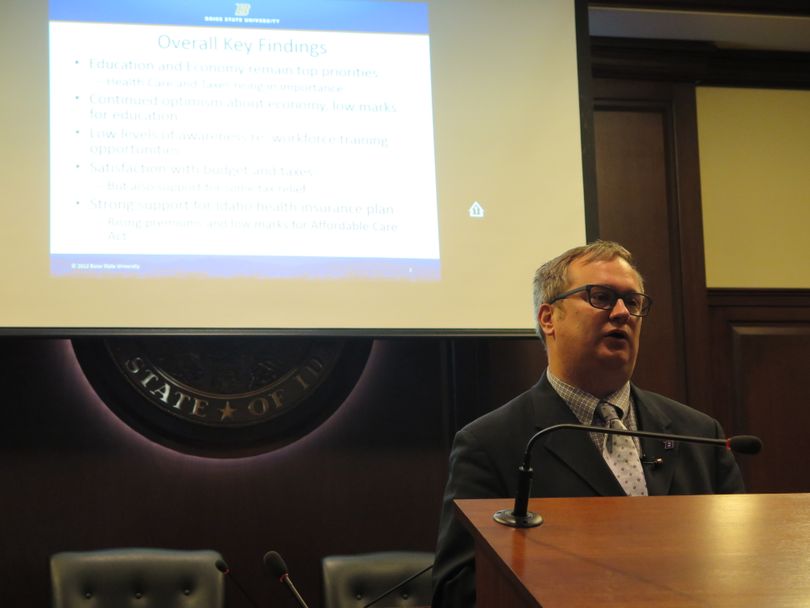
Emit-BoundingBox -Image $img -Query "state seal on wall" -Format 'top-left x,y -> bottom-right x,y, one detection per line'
73,336 -> 371,456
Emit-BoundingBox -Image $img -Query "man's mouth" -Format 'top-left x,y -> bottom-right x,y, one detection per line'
604,329 -> 629,341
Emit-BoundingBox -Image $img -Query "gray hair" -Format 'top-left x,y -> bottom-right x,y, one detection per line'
532,240 -> 644,342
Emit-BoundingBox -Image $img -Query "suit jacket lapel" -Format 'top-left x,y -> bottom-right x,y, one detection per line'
633,385 -> 677,495
530,373 -> 625,496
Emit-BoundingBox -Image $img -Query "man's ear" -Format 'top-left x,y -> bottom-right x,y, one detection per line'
538,303 -> 555,339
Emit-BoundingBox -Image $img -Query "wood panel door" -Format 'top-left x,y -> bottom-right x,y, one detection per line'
592,79 -> 713,417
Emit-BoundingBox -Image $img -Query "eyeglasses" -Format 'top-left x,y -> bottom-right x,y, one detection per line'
548,284 -> 652,317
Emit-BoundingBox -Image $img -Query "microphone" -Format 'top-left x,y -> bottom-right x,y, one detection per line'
263,550 -> 309,608
215,558 -> 261,608
362,562 -> 434,608
493,423 -> 763,529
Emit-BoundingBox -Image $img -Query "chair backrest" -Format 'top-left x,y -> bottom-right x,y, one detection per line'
50,548 -> 225,608
321,550 -> 434,608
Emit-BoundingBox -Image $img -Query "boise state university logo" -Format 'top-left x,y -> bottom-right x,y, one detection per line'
73,336 -> 371,456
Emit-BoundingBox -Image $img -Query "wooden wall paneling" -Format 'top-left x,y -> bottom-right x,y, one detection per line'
443,339 -> 491,437
444,337 -> 548,436
592,79 -> 712,415
708,290 -> 810,492
591,26 -> 810,498
731,325 -> 810,492
483,339 -> 548,409
0,338 -> 451,607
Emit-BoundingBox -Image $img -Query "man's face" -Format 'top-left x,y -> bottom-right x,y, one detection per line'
539,256 -> 644,397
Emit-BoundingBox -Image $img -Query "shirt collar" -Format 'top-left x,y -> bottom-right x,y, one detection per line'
546,369 -> 632,425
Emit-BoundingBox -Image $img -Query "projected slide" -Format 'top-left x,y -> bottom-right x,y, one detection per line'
48,0 -> 439,279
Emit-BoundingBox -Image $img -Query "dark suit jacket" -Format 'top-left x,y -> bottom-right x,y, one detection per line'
431,371 -> 745,607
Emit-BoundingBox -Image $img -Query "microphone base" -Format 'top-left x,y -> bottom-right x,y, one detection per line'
493,509 -> 544,528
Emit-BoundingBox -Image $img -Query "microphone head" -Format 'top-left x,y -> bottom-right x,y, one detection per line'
728,435 -> 763,454
215,559 -> 229,574
263,551 -> 288,578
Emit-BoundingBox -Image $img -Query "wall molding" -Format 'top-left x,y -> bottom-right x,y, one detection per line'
708,288 -> 810,307
589,1 -> 810,16
591,38 -> 810,88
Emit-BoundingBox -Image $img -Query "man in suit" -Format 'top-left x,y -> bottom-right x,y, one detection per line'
431,240 -> 744,607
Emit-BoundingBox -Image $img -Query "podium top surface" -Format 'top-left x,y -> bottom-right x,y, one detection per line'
455,493 -> 810,608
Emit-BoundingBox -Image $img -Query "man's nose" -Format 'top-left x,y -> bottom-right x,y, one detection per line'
609,297 -> 631,320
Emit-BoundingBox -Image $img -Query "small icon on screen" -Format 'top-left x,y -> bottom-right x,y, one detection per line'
469,201 -> 485,218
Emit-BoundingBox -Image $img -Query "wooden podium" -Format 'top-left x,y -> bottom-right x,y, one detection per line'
455,493 -> 810,607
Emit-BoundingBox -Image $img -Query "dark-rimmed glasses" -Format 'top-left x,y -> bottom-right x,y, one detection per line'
547,284 -> 652,317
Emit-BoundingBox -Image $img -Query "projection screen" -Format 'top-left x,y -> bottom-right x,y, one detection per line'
0,0 -> 592,334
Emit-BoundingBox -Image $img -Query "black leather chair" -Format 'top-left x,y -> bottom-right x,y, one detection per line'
50,548 -> 225,608
321,551 -> 434,608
